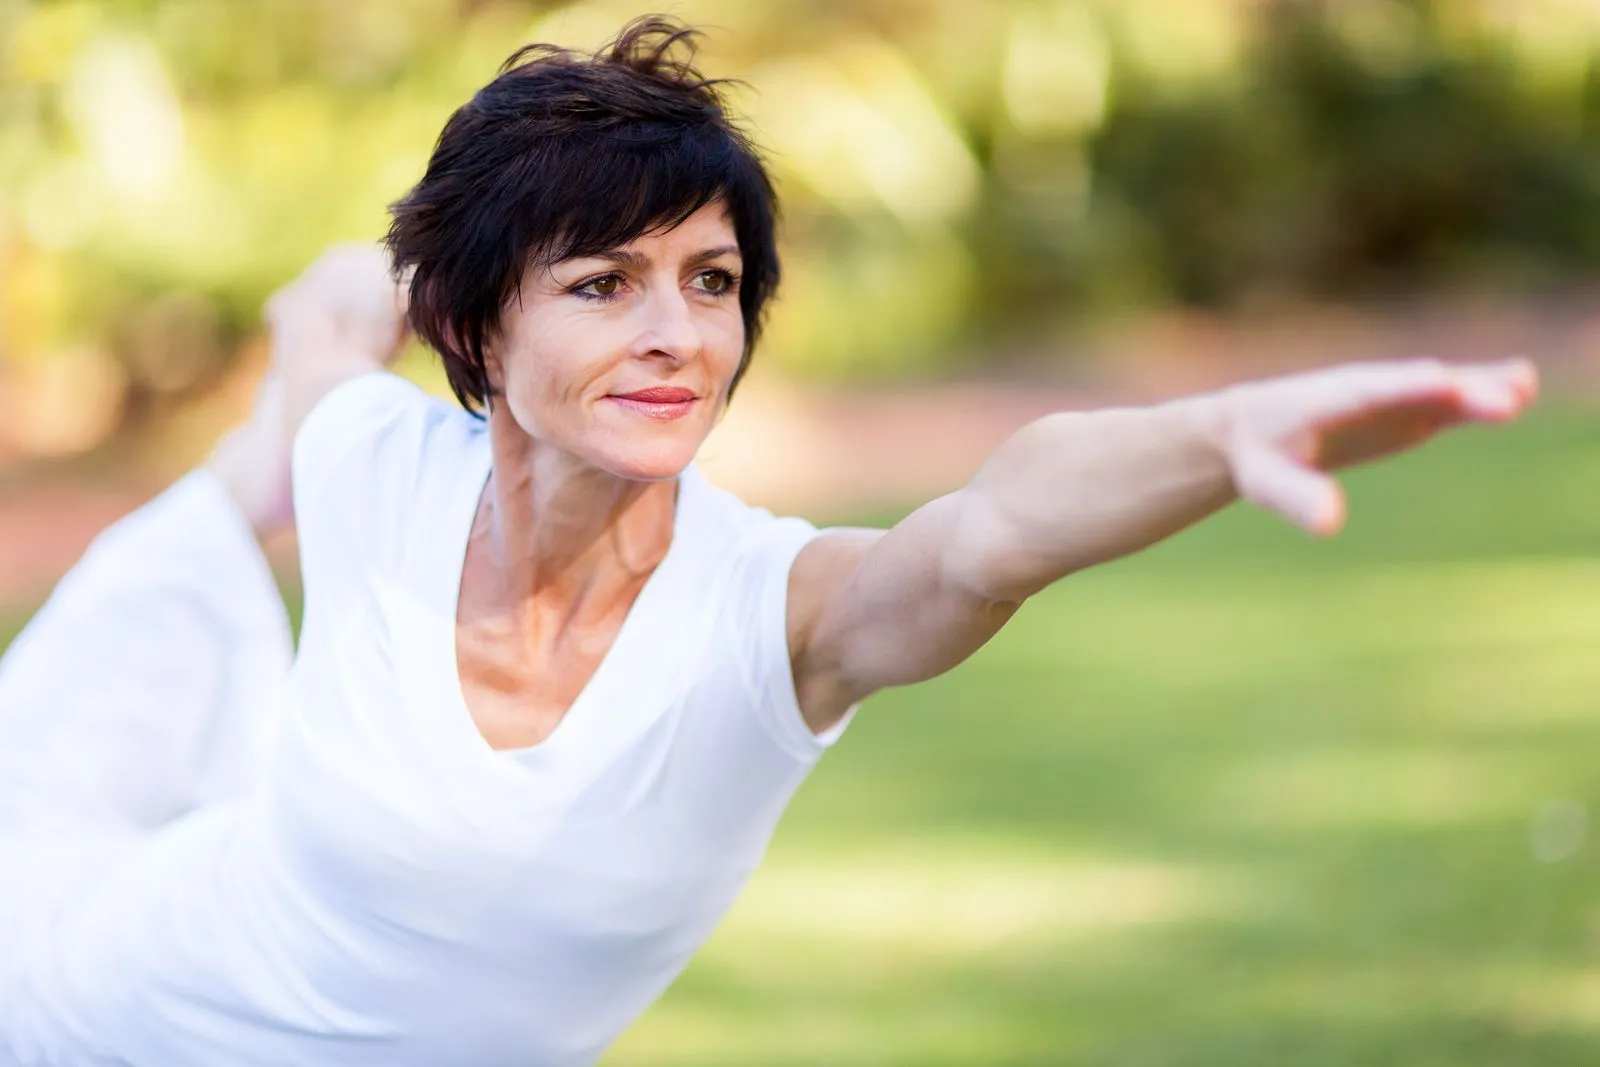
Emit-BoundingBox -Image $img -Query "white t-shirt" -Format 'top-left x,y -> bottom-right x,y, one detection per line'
9,373 -> 847,1066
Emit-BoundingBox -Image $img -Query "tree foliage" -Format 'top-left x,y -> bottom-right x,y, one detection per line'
2,0 -> 1598,453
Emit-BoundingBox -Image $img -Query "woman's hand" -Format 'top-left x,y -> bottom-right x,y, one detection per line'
265,243 -> 411,438
1216,358 -> 1538,536
266,243 -> 409,376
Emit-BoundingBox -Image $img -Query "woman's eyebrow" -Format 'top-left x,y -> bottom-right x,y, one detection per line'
588,249 -> 650,270
582,245 -> 742,270
684,245 -> 741,268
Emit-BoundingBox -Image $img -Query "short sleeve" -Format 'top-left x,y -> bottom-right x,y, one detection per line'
290,371 -> 440,596
726,515 -> 855,763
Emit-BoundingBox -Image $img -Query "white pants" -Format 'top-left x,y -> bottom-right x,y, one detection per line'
0,470 -> 293,837
0,473 -> 292,1065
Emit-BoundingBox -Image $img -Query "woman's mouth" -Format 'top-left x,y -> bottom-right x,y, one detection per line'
605,386 -> 698,421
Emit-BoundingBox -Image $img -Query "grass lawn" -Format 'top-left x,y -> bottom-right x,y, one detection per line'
4,404 -> 1598,1065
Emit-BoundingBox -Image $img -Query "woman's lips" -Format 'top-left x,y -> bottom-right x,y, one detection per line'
605,386 -> 698,421
615,387 -> 695,403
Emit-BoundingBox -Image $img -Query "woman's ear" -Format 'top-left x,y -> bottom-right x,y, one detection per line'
479,341 -> 504,408
483,342 -> 502,396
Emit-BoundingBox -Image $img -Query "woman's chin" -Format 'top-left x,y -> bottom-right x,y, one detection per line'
591,442 -> 700,483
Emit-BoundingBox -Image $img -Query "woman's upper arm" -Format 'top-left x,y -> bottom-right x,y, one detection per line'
786,527 -> 884,735
787,492 -> 1023,732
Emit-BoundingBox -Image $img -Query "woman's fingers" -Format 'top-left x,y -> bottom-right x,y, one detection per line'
1303,358 -> 1537,428
1229,356 -> 1537,537
1456,375 -> 1518,420
1231,443 -> 1347,537
1298,360 -> 1452,425
1454,360 -> 1538,420
1312,401 -> 1455,469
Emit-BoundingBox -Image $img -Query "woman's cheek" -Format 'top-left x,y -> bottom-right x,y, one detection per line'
707,317 -> 744,380
497,364 -> 558,440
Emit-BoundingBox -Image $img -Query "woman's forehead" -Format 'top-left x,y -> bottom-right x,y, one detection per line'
559,204 -> 739,263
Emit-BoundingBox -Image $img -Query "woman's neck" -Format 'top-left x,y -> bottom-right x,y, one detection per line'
475,414 -> 678,624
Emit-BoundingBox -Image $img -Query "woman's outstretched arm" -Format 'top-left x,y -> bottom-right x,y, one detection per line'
788,358 -> 1539,731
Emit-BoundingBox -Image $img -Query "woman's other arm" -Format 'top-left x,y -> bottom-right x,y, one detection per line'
203,246 -> 407,538
267,244 -> 411,441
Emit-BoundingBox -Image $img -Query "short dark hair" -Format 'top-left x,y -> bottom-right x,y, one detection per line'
385,16 -> 781,414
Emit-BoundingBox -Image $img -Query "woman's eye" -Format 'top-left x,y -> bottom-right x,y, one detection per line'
577,275 -> 622,298
696,269 -> 734,294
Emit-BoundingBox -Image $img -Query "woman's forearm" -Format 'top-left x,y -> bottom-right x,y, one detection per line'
279,344 -> 387,446
950,395 -> 1237,604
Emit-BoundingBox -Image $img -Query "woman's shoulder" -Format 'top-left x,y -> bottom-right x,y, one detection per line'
295,371 -> 468,471
677,466 -> 814,540
292,372 -> 484,577
295,372 -> 480,492
670,470 -> 847,762
676,471 -> 830,645
676,467 -> 821,569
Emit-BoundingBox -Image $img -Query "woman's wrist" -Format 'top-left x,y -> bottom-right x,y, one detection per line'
203,374 -> 295,541
1157,389 -> 1242,507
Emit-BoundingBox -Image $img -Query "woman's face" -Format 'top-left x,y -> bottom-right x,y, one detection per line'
486,202 -> 746,482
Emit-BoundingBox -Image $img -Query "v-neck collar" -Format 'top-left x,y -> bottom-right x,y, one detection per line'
404,427 -> 702,798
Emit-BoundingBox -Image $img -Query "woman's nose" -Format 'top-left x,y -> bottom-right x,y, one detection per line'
637,288 -> 702,363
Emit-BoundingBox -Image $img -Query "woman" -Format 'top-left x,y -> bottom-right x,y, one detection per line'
0,17 -> 1536,1067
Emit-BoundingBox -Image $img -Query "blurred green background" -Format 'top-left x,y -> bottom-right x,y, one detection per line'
5,0 -> 1600,1062
7,0 -> 1600,436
